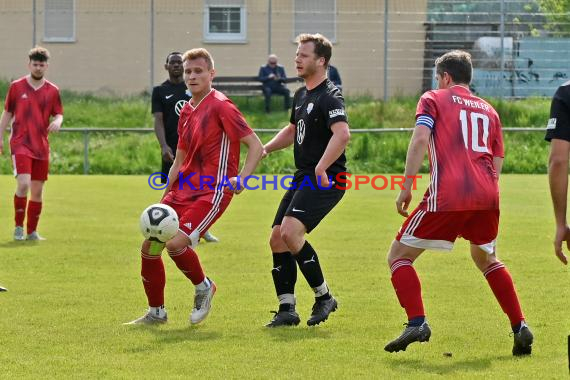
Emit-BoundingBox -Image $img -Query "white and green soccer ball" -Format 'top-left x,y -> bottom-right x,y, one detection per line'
139,203 -> 179,243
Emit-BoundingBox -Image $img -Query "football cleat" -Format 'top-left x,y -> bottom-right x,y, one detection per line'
384,321 -> 431,352
512,323 -> 533,356
265,305 -> 301,327
190,279 -> 216,324
202,231 -> 219,243
0,286 -> 7,292
124,309 -> 168,325
307,296 -> 338,326
26,231 -> 46,241
14,226 -> 25,241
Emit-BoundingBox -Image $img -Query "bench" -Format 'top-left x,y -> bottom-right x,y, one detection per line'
212,76 -> 303,99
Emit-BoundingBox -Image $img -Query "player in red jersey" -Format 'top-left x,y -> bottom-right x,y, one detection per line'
126,48 -> 263,325
0,46 -> 63,241
383,50 -> 533,356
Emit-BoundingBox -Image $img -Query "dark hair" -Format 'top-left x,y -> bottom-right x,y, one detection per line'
435,50 -> 473,85
295,33 -> 333,67
166,51 -> 182,63
28,46 -> 50,62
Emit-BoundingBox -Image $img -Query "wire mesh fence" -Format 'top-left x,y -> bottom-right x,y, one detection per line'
0,0 -> 568,99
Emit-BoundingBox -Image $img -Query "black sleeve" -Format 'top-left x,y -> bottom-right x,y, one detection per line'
151,86 -> 163,114
545,86 -> 570,142
289,90 -> 299,124
322,91 -> 348,129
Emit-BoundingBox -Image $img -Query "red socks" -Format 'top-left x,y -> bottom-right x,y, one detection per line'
168,246 -> 206,285
484,262 -> 525,326
26,200 -> 42,234
390,259 -> 425,320
14,195 -> 27,227
141,251 -> 166,307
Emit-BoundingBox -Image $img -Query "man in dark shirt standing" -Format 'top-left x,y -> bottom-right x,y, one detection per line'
263,34 -> 350,327
258,54 -> 291,113
151,52 -> 218,243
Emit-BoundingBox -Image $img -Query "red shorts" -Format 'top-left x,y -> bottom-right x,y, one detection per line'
12,154 -> 49,181
162,193 -> 232,247
396,206 -> 499,254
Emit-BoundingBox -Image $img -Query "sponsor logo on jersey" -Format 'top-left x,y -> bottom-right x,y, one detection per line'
175,100 -> 188,116
547,118 -> 557,130
21,93 -> 28,99
165,94 -> 174,99
296,119 -> 306,144
329,108 -> 345,118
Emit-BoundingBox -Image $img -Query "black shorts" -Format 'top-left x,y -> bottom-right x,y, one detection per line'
272,175 -> 345,233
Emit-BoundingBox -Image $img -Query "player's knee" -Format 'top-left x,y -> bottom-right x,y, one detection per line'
279,228 -> 302,253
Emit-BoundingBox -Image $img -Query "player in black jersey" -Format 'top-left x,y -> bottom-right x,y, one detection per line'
151,52 -> 218,243
263,33 -> 351,327
546,80 -> 570,265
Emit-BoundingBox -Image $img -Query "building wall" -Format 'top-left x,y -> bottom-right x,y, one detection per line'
0,0 -> 428,98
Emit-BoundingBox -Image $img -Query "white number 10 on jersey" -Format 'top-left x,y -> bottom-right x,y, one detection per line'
459,110 -> 489,153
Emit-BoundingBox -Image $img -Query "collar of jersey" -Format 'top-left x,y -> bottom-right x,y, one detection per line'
189,88 -> 214,110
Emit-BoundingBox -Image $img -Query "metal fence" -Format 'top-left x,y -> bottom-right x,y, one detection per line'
60,127 -> 543,174
1,0 -> 568,100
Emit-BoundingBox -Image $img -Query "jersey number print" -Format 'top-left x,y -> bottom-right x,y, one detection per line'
459,109 -> 490,153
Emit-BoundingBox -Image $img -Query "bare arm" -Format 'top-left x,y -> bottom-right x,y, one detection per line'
315,121 -> 350,187
47,114 -> 63,132
263,123 -> 295,155
397,125 -> 431,217
0,111 -> 13,154
493,156 -> 503,178
229,133 -> 264,194
548,138 -> 570,265
153,112 -> 174,163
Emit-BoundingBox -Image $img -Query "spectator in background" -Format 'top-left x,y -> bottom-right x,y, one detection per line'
152,52 -> 219,243
328,64 -> 342,92
258,54 -> 290,113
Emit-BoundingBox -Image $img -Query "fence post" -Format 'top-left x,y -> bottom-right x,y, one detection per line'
383,0 -> 389,102
149,0 -> 155,93
268,0 -> 272,55
32,0 -> 36,47
499,0 -> 505,99
83,130 -> 89,175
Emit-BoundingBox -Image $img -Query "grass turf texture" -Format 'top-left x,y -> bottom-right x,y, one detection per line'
0,174 -> 568,378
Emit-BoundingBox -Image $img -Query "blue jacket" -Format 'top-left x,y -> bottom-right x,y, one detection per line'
258,64 -> 287,88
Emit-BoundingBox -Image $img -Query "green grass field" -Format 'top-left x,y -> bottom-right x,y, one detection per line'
0,175 -> 568,379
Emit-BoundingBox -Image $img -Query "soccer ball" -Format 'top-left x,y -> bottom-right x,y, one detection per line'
139,203 -> 179,242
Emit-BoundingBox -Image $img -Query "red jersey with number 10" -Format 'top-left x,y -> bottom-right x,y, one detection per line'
415,85 -> 504,211
4,76 -> 63,160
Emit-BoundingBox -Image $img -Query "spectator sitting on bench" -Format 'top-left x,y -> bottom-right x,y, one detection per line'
258,54 -> 290,113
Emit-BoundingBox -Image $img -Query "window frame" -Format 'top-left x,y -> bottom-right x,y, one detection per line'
43,0 -> 76,43
203,4 -> 247,44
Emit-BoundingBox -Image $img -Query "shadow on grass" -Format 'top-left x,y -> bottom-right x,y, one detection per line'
264,326 -> 334,342
123,326 -> 222,352
0,241 -> 42,249
386,353 -> 514,374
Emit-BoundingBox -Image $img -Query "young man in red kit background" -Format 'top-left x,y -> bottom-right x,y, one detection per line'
0,46 -> 63,241
383,50 -> 533,356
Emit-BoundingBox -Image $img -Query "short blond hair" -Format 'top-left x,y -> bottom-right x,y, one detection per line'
182,48 -> 214,70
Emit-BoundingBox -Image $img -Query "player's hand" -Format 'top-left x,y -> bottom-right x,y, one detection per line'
161,146 -> 174,162
228,176 -> 243,194
315,166 -> 330,189
261,147 -> 269,159
396,189 -> 412,217
553,224 -> 570,265
47,121 -> 61,132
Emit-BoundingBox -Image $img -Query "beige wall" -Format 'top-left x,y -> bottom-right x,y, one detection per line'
0,0 -> 428,98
